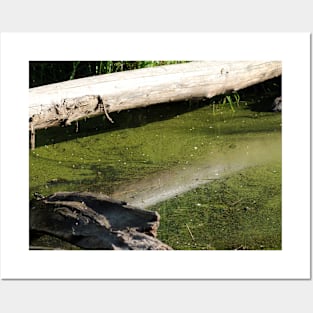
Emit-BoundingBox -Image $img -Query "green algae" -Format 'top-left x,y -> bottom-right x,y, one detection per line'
30,100 -> 280,196
150,162 -> 281,250
29,98 -> 281,250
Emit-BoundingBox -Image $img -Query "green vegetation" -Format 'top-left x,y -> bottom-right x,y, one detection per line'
30,100 -> 281,250
150,162 -> 281,250
30,99 -> 281,198
29,61 -> 188,87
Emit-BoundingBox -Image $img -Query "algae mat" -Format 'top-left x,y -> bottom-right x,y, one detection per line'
30,100 -> 281,250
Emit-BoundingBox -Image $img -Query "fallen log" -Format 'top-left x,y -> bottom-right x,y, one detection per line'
30,191 -> 172,250
29,61 -> 282,133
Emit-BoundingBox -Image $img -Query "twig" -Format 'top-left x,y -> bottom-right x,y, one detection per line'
104,105 -> 114,124
29,246 -> 63,250
230,198 -> 243,207
195,178 -> 220,181
186,223 -> 195,241
97,95 -> 114,123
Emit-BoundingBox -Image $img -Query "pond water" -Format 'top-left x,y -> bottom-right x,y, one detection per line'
30,91 -> 281,250
112,134 -> 281,209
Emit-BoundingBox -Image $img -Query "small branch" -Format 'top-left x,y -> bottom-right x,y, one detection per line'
230,198 -> 243,207
97,95 -> 114,124
186,223 -> 195,241
104,105 -> 114,124
30,246 -> 64,250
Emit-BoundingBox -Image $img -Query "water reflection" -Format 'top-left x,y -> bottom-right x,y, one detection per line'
111,134 -> 281,209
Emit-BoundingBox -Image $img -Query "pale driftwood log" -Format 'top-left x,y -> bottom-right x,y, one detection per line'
30,191 -> 172,250
29,61 -> 282,133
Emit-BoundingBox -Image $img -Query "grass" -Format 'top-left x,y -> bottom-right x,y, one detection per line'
30,61 -> 189,87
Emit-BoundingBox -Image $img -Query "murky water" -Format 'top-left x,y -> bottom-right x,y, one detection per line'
30,91 -> 281,249
111,134 -> 281,208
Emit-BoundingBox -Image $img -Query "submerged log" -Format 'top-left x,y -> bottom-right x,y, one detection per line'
29,61 -> 282,132
30,191 -> 172,250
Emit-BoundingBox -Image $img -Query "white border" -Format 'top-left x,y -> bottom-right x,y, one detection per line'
0,33 -> 311,279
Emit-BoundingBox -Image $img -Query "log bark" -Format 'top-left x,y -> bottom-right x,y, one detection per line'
29,61 -> 282,132
30,191 -> 172,250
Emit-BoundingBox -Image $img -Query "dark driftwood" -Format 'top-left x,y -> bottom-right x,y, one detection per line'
30,191 -> 172,250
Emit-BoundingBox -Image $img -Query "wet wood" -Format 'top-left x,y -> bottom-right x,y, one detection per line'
30,191 -> 172,250
29,61 -> 282,133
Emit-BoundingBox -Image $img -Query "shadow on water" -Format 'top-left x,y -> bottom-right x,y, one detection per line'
32,75 -> 282,148
242,76 -> 282,112
33,99 -> 209,148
